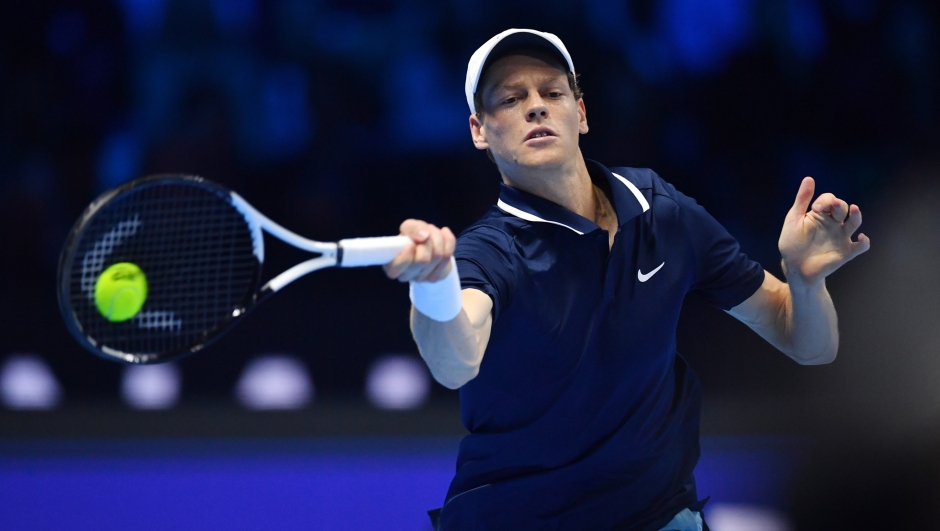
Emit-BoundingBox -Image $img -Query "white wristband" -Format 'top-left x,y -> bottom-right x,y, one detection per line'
409,257 -> 462,322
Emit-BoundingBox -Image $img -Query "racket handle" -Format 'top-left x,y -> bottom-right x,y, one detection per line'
338,235 -> 412,267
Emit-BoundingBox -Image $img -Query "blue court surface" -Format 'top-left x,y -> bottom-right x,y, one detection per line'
0,436 -> 798,530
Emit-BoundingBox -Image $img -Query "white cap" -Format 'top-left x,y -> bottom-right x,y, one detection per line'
465,28 -> 575,114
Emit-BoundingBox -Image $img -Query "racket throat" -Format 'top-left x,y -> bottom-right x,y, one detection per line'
262,254 -> 338,292
245,285 -> 276,313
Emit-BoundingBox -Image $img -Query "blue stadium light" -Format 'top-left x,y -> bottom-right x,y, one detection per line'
114,0 -> 168,39
96,129 -> 143,192
385,53 -> 467,150
258,65 -> 314,159
209,0 -> 257,33
662,0 -> 753,72
785,0 -> 827,60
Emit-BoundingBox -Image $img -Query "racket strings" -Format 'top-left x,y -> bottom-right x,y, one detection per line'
79,215 -> 142,299
66,179 -> 260,358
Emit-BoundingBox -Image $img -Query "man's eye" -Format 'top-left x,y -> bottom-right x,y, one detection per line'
548,92 -> 563,98
502,97 -> 517,105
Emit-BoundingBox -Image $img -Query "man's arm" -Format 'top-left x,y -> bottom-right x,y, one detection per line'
383,219 -> 493,389
728,271 -> 838,364
728,177 -> 870,364
411,289 -> 492,389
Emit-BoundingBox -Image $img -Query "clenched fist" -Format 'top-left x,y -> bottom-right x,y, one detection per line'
383,219 -> 456,283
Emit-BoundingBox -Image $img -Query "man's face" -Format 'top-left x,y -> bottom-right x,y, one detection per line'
470,54 -> 588,173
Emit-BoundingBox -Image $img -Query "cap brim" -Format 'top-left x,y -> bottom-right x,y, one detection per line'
465,29 -> 575,114
481,32 -> 572,78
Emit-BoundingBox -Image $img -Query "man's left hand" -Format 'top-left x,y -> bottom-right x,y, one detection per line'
778,176 -> 871,286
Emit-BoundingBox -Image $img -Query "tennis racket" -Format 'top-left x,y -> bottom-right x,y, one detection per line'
58,174 -> 410,364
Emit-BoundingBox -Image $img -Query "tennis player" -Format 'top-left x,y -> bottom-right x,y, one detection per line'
384,29 -> 870,531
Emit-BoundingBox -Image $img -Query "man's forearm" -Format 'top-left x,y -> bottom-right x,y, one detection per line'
729,271 -> 839,365
779,277 -> 839,364
411,306 -> 487,389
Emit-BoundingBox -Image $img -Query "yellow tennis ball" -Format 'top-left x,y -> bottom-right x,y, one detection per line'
94,262 -> 148,322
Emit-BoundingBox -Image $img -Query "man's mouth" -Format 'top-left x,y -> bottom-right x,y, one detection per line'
525,128 -> 556,141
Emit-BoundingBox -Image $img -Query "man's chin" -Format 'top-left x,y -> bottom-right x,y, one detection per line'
509,149 -> 569,170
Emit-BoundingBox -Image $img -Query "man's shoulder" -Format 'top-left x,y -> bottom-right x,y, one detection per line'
457,206 -> 524,240
454,207 -> 524,255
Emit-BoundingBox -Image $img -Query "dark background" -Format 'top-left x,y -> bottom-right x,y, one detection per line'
1,0 -> 938,436
3,1 -> 940,528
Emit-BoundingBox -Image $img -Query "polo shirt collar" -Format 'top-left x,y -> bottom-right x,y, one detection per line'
495,160 -> 649,235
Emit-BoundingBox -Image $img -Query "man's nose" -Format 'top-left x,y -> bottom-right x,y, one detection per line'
525,95 -> 548,121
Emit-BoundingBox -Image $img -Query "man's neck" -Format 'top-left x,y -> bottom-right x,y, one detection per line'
498,151 -> 597,221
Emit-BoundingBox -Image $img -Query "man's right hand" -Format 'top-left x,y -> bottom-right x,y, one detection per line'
386,219 -> 493,389
383,219 -> 456,283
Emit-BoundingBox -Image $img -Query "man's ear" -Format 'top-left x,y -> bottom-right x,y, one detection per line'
578,98 -> 589,134
469,113 -> 489,151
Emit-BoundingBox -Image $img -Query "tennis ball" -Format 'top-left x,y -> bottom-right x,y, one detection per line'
95,262 -> 148,322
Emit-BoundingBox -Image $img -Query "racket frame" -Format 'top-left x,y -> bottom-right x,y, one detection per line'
58,174 -> 410,364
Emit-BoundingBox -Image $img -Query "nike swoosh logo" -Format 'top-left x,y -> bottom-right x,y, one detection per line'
638,262 -> 665,282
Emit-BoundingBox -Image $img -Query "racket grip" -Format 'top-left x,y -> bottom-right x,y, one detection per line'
338,235 -> 412,267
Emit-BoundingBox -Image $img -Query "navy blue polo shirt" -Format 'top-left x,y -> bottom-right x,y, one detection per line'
437,160 -> 764,530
